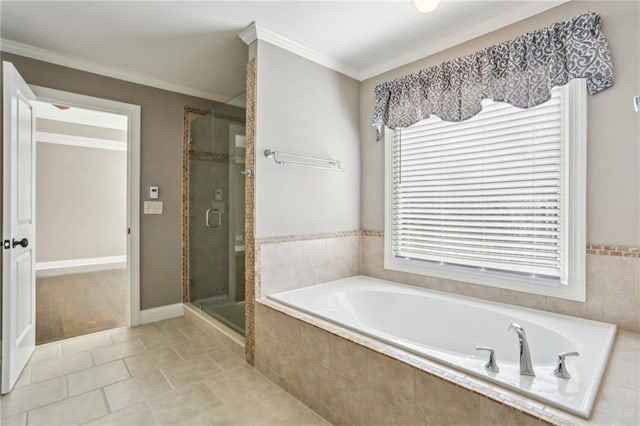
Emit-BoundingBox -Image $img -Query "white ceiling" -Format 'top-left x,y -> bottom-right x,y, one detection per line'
1,0 -> 566,102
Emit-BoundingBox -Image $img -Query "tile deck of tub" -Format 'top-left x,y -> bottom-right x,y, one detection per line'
0,317 -> 329,426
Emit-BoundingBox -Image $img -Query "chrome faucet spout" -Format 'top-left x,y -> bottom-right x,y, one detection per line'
508,322 -> 535,376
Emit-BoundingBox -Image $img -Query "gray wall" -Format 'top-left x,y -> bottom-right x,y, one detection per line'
36,142 -> 126,262
255,41 -> 361,238
0,52 -> 219,310
359,1 -> 640,247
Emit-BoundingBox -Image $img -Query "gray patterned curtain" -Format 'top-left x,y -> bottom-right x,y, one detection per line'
372,11 -> 614,131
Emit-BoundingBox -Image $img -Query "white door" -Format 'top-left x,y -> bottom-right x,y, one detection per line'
2,61 -> 36,394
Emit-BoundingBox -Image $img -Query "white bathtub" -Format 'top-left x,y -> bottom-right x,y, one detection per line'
268,275 -> 617,418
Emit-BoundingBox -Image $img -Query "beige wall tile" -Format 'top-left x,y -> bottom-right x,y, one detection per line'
479,398 -> 543,426
501,288 -> 548,310
67,359 -> 130,396
299,322 -> 331,368
303,239 -> 327,266
330,334 -> 369,383
27,389 -> 108,426
0,377 -> 67,418
415,371 -> 482,424
367,351 -> 415,410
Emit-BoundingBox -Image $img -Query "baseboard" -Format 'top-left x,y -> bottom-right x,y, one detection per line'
140,303 -> 184,325
35,256 -> 127,277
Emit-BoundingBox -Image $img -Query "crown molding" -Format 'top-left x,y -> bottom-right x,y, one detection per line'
239,22 -> 360,79
240,1 -> 567,82
358,0 -> 569,80
0,38 -> 230,102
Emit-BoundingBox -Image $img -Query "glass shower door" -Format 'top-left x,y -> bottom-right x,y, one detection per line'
188,92 -> 246,334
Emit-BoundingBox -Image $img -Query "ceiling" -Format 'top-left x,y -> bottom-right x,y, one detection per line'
1,1 -> 565,102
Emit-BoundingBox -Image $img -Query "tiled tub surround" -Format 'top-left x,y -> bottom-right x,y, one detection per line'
361,234 -> 640,333
1,317 -> 328,425
268,276 -> 617,418
255,300 -> 640,426
256,232 -> 360,297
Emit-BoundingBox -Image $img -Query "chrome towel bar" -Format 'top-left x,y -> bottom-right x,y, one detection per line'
264,149 -> 345,172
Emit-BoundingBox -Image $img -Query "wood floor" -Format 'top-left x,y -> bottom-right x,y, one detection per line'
36,269 -> 128,344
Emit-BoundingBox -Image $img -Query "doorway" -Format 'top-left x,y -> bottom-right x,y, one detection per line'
33,102 -> 128,343
29,86 -> 142,336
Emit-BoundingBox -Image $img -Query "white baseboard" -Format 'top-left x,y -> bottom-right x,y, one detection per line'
140,303 -> 184,325
35,256 -> 127,277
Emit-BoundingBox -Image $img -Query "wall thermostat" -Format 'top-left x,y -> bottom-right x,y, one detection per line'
150,186 -> 159,199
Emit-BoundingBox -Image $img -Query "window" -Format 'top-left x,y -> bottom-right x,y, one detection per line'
384,80 -> 586,301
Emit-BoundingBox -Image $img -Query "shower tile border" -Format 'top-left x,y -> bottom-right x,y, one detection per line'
363,230 -> 640,257
245,58 -> 257,366
255,230 -> 361,245
182,107 -> 210,305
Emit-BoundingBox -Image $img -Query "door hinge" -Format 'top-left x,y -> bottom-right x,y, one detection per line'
3,240 -> 9,249
128,228 -> 131,235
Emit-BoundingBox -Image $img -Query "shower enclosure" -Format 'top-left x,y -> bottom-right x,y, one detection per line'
188,92 -> 246,334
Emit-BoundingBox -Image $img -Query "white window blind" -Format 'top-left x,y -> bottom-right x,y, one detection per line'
391,88 -> 564,281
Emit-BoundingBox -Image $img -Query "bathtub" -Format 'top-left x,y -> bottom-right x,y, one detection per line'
268,275 -> 617,418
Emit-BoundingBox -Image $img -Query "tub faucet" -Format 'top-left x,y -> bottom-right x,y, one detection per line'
508,322 -> 535,376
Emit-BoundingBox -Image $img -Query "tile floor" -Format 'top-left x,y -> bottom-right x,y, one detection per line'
1,317 -> 329,426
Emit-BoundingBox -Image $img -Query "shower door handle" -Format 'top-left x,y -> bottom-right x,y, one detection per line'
205,208 -> 222,228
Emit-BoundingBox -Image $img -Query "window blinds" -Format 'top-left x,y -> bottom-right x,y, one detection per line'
391,88 -> 563,280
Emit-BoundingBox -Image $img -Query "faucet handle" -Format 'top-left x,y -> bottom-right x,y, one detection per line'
554,351 -> 579,379
475,346 -> 500,373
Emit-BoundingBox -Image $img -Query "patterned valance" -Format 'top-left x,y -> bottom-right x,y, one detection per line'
373,11 -> 614,131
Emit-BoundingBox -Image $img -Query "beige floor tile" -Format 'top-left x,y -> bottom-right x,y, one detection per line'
28,389 -> 108,426
138,329 -> 190,351
30,351 -> 93,383
84,401 -> 159,426
177,325 -> 211,341
28,343 -> 62,365
103,371 -> 172,412
60,332 -> 113,356
207,348 -> 246,371
109,325 -> 160,343
91,340 -> 146,365
204,365 -> 272,402
268,409 -> 329,426
160,354 -> 223,388
67,360 -> 130,396
14,365 -> 31,389
152,317 -> 191,332
171,339 -> 223,360
1,377 -> 67,418
183,394 -> 277,426
255,384 -> 313,418
2,413 -> 27,426
124,347 -> 183,377
148,382 -> 222,425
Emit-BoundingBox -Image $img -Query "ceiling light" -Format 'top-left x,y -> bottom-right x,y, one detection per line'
412,0 -> 439,13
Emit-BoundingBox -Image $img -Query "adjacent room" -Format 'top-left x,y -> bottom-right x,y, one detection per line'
0,1 -> 638,425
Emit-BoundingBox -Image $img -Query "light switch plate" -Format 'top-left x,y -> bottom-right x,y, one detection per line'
144,201 -> 163,214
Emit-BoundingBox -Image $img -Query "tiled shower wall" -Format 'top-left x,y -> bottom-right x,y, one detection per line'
256,232 -> 639,333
